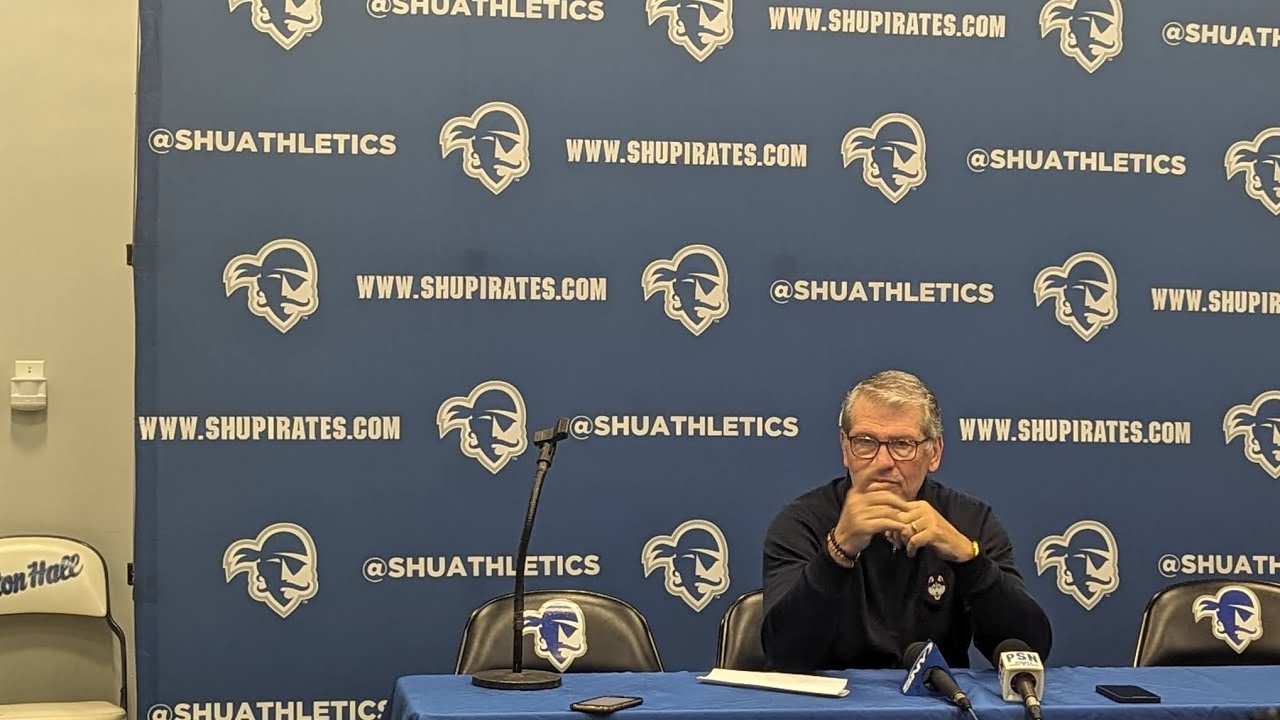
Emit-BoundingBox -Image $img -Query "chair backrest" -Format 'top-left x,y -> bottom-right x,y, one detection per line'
717,589 -> 765,670
1135,578 -> 1280,667
0,535 -> 128,709
0,535 -> 109,618
455,590 -> 663,674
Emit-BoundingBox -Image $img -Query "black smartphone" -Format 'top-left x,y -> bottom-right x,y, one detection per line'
570,696 -> 643,714
1096,684 -> 1161,703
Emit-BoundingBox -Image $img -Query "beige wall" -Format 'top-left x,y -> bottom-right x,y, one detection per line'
0,0 -> 138,714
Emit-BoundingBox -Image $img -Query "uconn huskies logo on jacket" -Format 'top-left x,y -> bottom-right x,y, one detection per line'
641,519 -> 730,612
224,239 -> 319,334
1035,520 -> 1119,610
926,574 -> 947,603
1040,0 -> 1123,73
223,523 -> 318,618
522,599 -> 588,671
1194,586 -> 1264,654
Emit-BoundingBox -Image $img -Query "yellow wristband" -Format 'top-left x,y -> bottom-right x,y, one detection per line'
971,539 -> 980,561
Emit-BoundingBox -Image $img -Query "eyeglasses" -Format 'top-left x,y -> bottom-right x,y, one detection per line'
846,434 -> 932,461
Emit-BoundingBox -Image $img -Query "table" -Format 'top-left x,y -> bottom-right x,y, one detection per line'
387,667 -> 1280,720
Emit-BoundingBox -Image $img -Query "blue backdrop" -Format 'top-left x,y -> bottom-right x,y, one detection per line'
133,0 -> 1280,716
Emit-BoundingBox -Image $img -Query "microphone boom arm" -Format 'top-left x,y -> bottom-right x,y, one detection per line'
472,417 -> 571,690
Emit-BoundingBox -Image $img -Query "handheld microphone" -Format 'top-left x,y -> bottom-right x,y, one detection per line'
900,640 -> 974,714
995,639 -> 1044,720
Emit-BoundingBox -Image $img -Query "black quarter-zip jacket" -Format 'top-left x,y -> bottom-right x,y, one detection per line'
761,474 -> 1052,671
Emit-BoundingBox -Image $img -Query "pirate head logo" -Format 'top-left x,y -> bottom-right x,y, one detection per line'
223,523 -> 318,618
641,519 -> 730,612
841,113 -> 927,204
228,0 -> 323,50
1040,0 -> 1123,73
1034,252 -> 1117,341
437,380 -> 528,474
224,238 -> 319,334
926,574 -> 947,602
1226,128 -> 1280,216
642,244 -> 729,336
1195,586 -> 1264,654
1224,390 -> 1280,479
646,0 -> 733,62
522,599 -> 588,671
1035,520 -> 1119,610
440,102 -> 530,195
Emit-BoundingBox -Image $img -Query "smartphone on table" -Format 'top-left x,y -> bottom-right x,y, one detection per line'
570,696 -> 643,714
1096,684 -> 1161,703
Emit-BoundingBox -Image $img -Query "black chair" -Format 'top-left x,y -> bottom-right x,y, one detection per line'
716,589 -> 766,670
1134,579 -> 1280,666
455,589 -> 663,674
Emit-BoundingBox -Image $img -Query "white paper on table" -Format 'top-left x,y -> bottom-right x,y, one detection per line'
695,668 -> 850,697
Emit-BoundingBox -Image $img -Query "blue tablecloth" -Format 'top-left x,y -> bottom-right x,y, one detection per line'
387,667 -> 1280,720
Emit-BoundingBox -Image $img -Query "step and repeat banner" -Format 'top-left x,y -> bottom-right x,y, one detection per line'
133,0 -> 1279,716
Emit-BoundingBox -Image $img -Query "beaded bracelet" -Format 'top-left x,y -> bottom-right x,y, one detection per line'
826,529 -> 859,568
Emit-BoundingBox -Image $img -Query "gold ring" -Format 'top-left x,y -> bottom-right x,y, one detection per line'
911,521 -> 919,533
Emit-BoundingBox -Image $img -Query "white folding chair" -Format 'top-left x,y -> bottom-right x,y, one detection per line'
0,535 -> 127,720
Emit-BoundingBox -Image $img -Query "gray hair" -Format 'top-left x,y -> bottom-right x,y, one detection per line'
838,369 -> 942,440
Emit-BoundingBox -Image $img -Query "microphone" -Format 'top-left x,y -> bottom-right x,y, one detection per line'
471,418 -> 571,691
995,639 -> 1044,720
900,640 -> 975,715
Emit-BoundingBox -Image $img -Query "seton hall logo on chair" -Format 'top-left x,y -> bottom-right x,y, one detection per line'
1039,0 -> 1123,74
642,519 -> 730,612
1194,585 -> 1264,654
228,0 -> 323,51
0,555 -> 83,599
1034,520 -> 1119,611
223,523 -> 318,619
522,599 -> 588,672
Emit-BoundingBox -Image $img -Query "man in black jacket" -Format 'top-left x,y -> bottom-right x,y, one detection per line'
761,369 -> 1052,671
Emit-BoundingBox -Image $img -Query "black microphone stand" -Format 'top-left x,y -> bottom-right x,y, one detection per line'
472,418 -> 570,690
